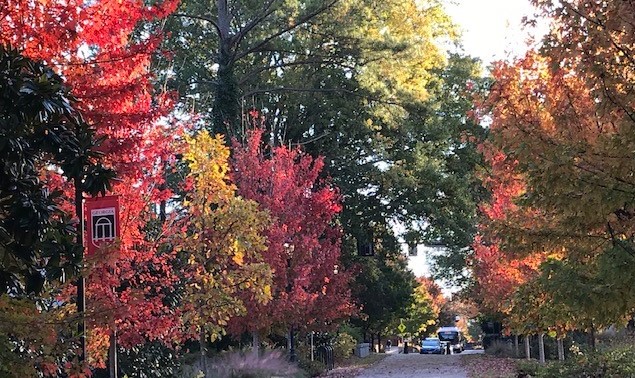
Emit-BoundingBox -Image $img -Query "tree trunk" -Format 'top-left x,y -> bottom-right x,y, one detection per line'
289,326 -> 296,362
217,0 -> 230,38
370,333 -> 375,353
378,332 -> 382,353
524,335 -> 531,360
287,329 -> 291,351
212,0 -> 239,137
74,175 -> 87,361
514,334 -> 519,358
590,324 -> 596,351
252,331 -> 260,358
557,338 -> 565,361
159,199 -> 166,222
200,329 -> 208,377
538,333 -> 545,364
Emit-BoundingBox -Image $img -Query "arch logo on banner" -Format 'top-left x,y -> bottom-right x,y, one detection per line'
85,195 -> 120,255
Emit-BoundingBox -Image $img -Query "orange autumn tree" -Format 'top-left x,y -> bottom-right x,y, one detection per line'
477,11 -> 635,338
471,134 -> 575,347
493,0 -> 635,335
471,145 -> 543,316
486,0 -> 635,262
1,0 -> 185,371
419,277 -> 446,317
472,52 -> 602,339
470,152 -> 571,337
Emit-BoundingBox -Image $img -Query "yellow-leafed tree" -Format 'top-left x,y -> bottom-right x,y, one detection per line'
178,130 -> 272,347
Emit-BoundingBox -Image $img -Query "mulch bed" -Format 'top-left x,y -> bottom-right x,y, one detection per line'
462,354 -> 518,378
319,354 -> 387,378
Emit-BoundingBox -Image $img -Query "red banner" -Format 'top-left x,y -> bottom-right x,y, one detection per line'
84,195 -> 120,255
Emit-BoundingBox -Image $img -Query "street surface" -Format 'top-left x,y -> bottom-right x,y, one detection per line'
356,349 -> 484,378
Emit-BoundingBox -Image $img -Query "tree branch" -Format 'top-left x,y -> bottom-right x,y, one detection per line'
172,13 -> 221,39
231,0 -> 278,49
238,59 -> 355,86
234,0 -> 340,62
606,221 -> 635,257
241,86 -> 403,107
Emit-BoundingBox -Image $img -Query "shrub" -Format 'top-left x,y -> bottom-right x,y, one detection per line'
297,359 -> 326,378
118,341 -> 181,378
332,332 -> 356,361
338,324 -> 363,343
531,359 -> 591,378
485,340 -> 516,358
521,343 -> 635,378
295,340 -> 326,377
515,360 -> 541,378
199,350 -> 302,378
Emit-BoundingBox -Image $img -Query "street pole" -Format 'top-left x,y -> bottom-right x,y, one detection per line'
109,329 -> 118,378
284,243 -> 296,362
75,176 -> 87,361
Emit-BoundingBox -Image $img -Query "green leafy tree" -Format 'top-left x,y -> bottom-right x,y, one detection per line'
379,54 -> 488,282
348,237 -> 416,341
400,278 -> 441,339
0,44 -> 113,295
161,0 -> 343,136
160,0 -> 485,285
0,44 -> 114,377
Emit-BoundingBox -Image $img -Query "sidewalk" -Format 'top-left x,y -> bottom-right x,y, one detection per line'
356,353 -> 468,378
383,344 -> 399,355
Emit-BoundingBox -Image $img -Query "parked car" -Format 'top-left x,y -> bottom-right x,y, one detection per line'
420,338 -> 443,354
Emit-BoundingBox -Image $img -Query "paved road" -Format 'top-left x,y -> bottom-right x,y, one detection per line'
356,350 -> 483,378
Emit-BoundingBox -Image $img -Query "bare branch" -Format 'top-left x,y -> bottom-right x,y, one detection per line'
238,59 -> 355,85
234,0 -> 340,62
231,0 -> 278,49
241,86 -> 403,106
172,12 -> 221,39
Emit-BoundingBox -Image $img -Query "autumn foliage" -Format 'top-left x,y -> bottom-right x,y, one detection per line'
177,130 -> 272,341
473,1 -> 635,336
1,0 -> 186,371
471,145 -> 543,315
229,128 -> 355,336
0,0 -> 492,375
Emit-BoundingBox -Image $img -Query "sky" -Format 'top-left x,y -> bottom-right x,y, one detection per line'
444,0 -> 548,66
406,0 -> 549,284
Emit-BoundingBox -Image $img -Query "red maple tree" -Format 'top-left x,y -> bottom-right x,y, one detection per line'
1,0 -> 184,370
470,142 -> 543,314
228,128 -> 355,339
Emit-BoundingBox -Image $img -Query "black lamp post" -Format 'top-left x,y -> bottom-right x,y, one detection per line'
74,175 -> 87,362
284,242 -> 297,362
